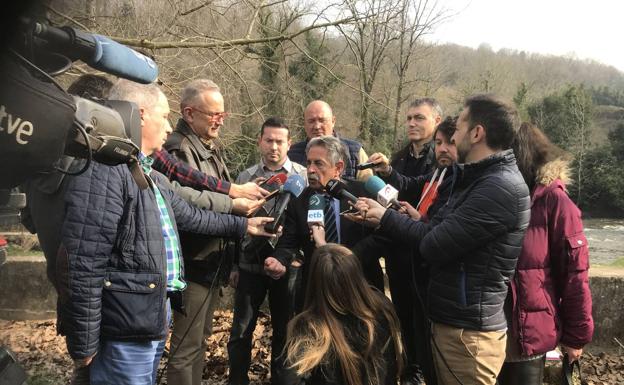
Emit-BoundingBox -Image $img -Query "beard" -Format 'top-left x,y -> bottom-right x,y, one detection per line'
456,137 -> 471,164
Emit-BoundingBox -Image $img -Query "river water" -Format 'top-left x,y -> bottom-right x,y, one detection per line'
583,218 -> 624,265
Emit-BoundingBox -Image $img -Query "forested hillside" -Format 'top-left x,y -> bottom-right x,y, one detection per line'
44,0 -> 624,215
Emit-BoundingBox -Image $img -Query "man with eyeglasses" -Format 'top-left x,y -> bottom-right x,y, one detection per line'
165,79 -> 251,385
288,100 -> 373,181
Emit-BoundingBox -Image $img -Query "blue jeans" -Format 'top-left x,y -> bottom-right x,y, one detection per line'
90,301 -> 171,385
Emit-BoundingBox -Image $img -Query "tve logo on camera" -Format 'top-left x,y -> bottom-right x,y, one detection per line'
0,105 -> 34,145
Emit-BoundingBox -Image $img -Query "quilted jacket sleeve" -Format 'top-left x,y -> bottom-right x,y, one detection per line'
379,176 -> 522,267
60,162 -> 126,359
154,172 -> 247,239
418,176 -> 523,266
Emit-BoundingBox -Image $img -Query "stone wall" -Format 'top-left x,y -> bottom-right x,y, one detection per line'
1,256 -> 622,351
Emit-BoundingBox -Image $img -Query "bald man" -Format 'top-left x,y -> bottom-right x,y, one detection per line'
288,100 -> 373,181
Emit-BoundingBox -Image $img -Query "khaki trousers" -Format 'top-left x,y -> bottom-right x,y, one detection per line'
431,322 -> 507,385
168,281 -> 220,385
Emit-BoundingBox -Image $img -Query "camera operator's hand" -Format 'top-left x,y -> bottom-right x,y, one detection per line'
367,153 -> 391,176
229,182 -> 269,200
74,354 -> 95,368
264,257 -> 286,280
246,217 -> 278,238
232,198 -> 265,217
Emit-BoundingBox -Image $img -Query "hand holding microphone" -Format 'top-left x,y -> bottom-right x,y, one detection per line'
358,153 -> 391,176
264,174 -> 305,233
344,197 -> 386,228
308,194 -> 327,247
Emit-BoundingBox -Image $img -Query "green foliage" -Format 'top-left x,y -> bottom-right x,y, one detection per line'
608,123 -> 624,161
220,134 -> 260,180
528,85 -> 593,148
365,104 -> 395,155
573,144 -> 624,215
590,85 -> 624,107
513,82 -> 529,120
529,85 -> 624,214
288,31 -> 340,104
257,9 -> 285,117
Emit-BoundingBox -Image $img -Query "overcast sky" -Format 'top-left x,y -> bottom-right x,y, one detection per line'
427,0 -> 624,72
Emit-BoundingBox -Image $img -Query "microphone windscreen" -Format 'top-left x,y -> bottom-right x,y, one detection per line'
307,194 -> 325,225
364,175 -> 386,195
91,35 -> 158,84
262,173 -> 287,193
283,174 -> 306,197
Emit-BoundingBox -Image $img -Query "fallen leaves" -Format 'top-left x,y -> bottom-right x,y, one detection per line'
1,313 -> 621,385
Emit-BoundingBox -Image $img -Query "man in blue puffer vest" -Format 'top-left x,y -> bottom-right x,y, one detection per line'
57,79 -> 275,385
287,100 -> 372,181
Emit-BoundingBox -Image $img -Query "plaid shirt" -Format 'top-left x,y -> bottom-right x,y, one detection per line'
151,149 -> 230,195
140,154 -> 186,291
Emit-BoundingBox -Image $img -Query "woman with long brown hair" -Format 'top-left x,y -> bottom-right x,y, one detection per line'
284,244 -> 403,385
498,123 -> 594,384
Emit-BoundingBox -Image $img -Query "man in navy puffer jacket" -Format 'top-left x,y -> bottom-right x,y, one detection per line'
57,80 -> 275,385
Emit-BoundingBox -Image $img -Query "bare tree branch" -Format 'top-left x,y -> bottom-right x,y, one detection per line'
47,5 -> 91,31
109,16 -> 358,49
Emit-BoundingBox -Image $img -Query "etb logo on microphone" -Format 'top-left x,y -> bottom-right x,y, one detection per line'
307,210 -> 324,222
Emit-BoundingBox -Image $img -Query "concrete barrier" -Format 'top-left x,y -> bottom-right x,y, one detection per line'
588,271 -> 624,345
0,255 -> 56,320
1,255 -> 623,350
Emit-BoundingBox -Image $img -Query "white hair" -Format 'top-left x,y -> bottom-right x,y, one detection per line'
180,79 -> 221,108
108,79 -> 163,110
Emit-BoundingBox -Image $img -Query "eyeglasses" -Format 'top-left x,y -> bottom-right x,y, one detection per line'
189,107 -> 228,121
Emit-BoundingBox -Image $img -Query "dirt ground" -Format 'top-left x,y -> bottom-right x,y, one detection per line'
0,311 -> 622,385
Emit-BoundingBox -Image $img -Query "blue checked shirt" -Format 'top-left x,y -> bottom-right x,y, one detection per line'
140,154 -> 186,291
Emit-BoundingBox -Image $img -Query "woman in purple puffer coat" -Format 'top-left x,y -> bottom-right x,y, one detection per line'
498,123 -> 594,385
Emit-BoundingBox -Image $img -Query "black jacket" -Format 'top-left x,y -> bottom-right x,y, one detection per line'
272,181 -> 373,268
390,141 -> 435,201
378,150 -> 530,331
272,181 -> 382,304
59,161 -> 247,359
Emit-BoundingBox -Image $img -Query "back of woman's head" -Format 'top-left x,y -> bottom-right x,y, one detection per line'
286,244 -> 403,385
512,122 -> 570,189
304,244 -> 377,316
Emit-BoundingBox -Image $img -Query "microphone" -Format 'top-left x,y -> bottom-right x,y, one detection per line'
259,173 -> 287,200
364,175 -> 401,209
264,174 -> 306,233
355,161 -> 377,170
32,22 -> 158,84
307,194 -> 325,227
325,179 -> 357,204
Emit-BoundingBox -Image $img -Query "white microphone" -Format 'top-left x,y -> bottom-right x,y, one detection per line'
377,183 -> 400,208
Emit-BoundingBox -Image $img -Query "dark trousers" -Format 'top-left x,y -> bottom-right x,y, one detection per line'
497,356 -> 545,385
228,267 -> 301,385
386,247 -> 437,385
